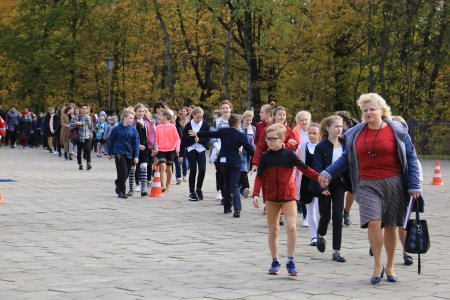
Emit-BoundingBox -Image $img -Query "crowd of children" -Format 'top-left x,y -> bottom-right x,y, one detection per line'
0,96 -> 419,280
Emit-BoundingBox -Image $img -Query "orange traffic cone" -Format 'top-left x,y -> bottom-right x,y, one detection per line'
431,161 -> 444,185
148,166 -> 164,198
0,192 -> 5,204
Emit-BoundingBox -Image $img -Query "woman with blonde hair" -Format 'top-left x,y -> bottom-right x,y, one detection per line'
319,93 -> 421,284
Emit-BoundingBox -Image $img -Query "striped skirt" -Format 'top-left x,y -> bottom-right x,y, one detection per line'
356,174 -> 406,228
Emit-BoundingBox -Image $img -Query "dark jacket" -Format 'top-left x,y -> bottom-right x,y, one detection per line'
179,120 -> 210,157
253,148 -> 319,201
197,127 -> 254,166
311,139 -> 347,194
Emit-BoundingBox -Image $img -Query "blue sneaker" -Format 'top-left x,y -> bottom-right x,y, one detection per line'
286,260 -> 298,276
268,260 -> 281,275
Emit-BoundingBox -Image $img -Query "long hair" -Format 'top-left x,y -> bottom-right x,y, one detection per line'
320,115 -> 343,140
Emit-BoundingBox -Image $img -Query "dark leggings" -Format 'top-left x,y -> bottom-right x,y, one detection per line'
214,160 -> 224,192
240,172 -> 249,190
317,183 -> 345,251
76,139 -> 92,165
186,150 -> 206,193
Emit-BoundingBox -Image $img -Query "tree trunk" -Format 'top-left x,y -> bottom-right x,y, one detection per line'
153,0 -> 174,101
223,15 -> 235,100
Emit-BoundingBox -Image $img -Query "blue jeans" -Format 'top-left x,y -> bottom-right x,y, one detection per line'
175,150 -> 188,179
220,164 -> 241,211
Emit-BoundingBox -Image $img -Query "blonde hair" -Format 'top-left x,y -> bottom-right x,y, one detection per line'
295,110 -> 312,123
320,115 -> 343,140
242,110 -> 254,119
192,107 -> 204,116
134,103 -> 145,111
260,103 -> 274,116
392,115 -> 406,125
122,107 -> 135,119
357,93 -> 392,121
266,123 -> 286,139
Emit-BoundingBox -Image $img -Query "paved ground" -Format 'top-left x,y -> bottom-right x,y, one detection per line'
0,146 -> 449,300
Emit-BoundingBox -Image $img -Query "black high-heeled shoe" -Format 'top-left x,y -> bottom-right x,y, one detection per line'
370,266 -> 385,285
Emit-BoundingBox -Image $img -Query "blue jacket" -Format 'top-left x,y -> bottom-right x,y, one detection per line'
322,120 -> 421,195
107,122 -> 140,159
197,127 -> 254,166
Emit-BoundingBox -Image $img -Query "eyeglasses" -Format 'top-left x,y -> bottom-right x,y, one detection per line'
265,137 -> 280,142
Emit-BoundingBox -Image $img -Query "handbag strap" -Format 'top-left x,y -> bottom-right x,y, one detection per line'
415,208 -> 421,275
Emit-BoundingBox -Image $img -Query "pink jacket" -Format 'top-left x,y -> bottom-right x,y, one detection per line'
156,123 -> 180,152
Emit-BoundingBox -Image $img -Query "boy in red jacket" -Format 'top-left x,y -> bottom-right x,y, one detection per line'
253,123 -> 320,276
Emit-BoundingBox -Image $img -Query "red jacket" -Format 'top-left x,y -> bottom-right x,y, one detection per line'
0,116 -> 6,136
253,148 -> 319,201
252,124 -> 298,166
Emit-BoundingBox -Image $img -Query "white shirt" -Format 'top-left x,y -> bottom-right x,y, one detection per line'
187,119 -> 206,153
332,146 -> 343,164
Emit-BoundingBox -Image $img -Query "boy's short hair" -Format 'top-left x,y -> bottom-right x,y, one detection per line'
266,123 -> 286,139
179,115 -> 187,122
242,110 -> 254,119
192,107 -> 204,116
228,113 -> 241,128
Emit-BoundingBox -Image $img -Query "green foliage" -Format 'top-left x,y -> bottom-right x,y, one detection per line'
0,0 -> 448,121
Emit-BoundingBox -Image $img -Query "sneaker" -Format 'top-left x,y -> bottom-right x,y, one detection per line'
135,185 -> 141,192
224,208 -> 232,214
332,251 -> 346,263
188,192 -> 199,201
317,235 -> 326,253
268,260 -> 281,275
141,191 -> 148,197
86,164 -> 92,170
79,164 -> 83,170
182,176 -> 187,182
196,189 -> 203,200
233,210 -> 240,218
286,261 -> 298,276
243,188 -> 250,199
176,178 -> 182,185
118,193 -> 128,199
302,219 -> 309,227
310,237 -> 317,246
343,212 -> 351,226
127,190 -> 134,197
216,190 -> 222,200
279,216 -> 284,226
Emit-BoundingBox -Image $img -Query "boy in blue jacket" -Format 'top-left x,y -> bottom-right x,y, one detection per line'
189,114 -> 254,217
108,109 -> 140,199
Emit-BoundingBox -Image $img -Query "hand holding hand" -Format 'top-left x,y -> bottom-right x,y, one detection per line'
410,192 -> 420,199
318,174 -> 329,188
249,165 -> 257,176
133,158 -> 139,165
322,190 -> 331,196
188,130 -> 197,137
139,145 -> 145,151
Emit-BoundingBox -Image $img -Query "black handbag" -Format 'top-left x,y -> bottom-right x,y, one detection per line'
405,208 -> 430,274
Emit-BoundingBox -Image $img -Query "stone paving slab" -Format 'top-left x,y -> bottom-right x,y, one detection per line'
0,146 -> 449,299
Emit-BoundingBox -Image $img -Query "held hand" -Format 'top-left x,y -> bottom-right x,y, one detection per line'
318,174 -> 329,188
253,196 -> 260,208
133,158 -> 139,165
188,130 -> 197,137
410,192 -> 420,199
322,190 -> 331,196
139,145 -> 145,151
194,136 -> 199,143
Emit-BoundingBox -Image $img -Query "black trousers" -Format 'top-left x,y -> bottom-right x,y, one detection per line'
221,164 -> 241,211
186,150 -> 206,193
317,183 -> 345,251
114,154 -> 132,194
76,139 -> 92,165
214,160 -> 224,192
240,172 -> 249,190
